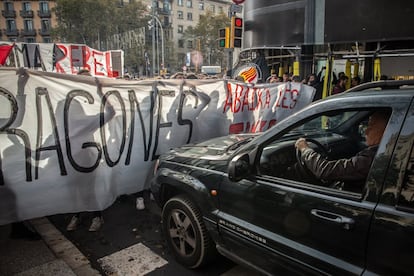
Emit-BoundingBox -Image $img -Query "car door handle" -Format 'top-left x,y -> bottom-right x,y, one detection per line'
311,209 -> 355,230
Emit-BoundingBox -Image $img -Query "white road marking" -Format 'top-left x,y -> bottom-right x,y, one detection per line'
97,242 -> 168,275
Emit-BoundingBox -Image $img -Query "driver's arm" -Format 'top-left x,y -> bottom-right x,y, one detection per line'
295,138 -> 375,181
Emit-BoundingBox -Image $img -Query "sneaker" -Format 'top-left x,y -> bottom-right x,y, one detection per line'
89,217 -> 103,232
66,216 -> 80,231
136,197 -> 145,210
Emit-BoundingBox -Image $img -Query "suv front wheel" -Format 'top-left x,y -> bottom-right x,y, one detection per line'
162,195 -> 215,268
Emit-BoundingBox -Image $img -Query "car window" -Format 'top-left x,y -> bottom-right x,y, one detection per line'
258,108 -> 389,194
297,111 -> 359,132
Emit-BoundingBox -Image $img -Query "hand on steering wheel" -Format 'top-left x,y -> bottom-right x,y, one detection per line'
295,138 -> 329,179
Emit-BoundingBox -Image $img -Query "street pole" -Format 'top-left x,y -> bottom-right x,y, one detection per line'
156,26 -> 159,74
227,48 -> 233,77
152,0 -> 156,77
227,9 -> 236,78
151,14 -> 165,75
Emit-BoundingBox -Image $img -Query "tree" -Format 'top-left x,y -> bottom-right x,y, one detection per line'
182,10 -> 230,67
112,1 -> 149,73
52,0 -> 117,47
52,0 -> 149,46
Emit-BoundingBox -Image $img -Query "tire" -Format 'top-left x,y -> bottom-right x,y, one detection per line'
162,195 -> 216,268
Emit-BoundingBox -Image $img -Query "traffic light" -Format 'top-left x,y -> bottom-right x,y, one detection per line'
218,27 -> 230,48
231,16 -> 243,48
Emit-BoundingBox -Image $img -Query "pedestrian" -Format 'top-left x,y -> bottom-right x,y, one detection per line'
282,72 -> 290,82
66,68 -> 113,232
351,76 -> 361,87
266,74 -> 280,83
332,75 -> 349,95
291,75 -> 301,83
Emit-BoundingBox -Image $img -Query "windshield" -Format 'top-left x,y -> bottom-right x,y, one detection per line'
287,111 -> 359,136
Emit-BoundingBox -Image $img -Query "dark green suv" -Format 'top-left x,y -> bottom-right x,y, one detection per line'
150,80 -> 414,275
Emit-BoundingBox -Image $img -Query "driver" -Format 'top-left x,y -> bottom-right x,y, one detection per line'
294,110 -> 390,182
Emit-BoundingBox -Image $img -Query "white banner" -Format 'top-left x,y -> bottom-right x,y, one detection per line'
6,42 -> 124,77
0,68 -> 315,225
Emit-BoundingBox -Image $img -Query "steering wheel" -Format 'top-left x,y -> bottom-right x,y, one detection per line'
295,138 -> 329,179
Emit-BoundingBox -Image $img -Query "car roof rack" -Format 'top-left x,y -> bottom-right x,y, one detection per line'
346,79 -> 414,92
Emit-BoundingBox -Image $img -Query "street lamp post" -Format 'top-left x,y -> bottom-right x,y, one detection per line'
152,0 -> 156,76
151,14 -> 165,75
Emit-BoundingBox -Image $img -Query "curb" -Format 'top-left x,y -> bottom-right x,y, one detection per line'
30,217 -> 101,276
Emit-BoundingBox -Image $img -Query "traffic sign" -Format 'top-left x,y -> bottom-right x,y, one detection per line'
230,4 -> 243,14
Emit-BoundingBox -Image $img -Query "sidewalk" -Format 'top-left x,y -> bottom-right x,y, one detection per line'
0,194 -> 254,276
0,218 -> 99,276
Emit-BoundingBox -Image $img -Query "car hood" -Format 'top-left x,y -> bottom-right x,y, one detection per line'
161,133 -> 259,164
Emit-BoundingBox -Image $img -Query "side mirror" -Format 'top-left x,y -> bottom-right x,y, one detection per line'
228,153 -> 250,182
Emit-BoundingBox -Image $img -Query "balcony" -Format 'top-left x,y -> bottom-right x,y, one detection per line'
38,28 -> 50,36
20,10 -> 34,18
2,10 -> 16,18
20,28 -> 37,36
4,28 -> 19,36
37,10 -> 51,18
157,7 -> 170,15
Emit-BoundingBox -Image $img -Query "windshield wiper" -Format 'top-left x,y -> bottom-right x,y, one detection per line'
227,137 -> 255,151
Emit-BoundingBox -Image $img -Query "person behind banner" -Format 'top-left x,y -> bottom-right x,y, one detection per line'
66,68 -> 114,232
351,76 -> 361,87
282,72 -> 290,82
332,75 -> 349,95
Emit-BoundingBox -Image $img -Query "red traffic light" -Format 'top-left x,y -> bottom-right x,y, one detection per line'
234,17 -> 243,28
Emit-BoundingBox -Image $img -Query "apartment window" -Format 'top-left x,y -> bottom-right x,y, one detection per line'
39,1 -> 49,12
4,2 -> 14,11
187,40 -> 193,48
199,2 -> 204,10
178,39 -> 184,48
186,0 -> 192,8
218,6 -> 223,14
177,0 -> 183,7
178,11 -> 183,19
178,25 -> 184,33
24,19 -> 34,31
22,2 -> 31,11
6,19 -> 16,31
41,19 -> 50,31
25,37 -> 36,43
209,4 -> 215,13
162,1 -> 170,13
43,37 -> 52,43
187,12 -> 193,21
164,16 -> 169,26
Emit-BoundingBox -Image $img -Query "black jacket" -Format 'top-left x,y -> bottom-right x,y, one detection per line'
301,145 -> 379,181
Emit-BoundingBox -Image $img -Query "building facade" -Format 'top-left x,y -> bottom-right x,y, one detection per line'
169,0 -> 231,63
0,0 -> 57,43
142,0 -> 232,71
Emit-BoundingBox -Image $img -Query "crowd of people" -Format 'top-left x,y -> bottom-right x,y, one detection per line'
264,69 -> 390,101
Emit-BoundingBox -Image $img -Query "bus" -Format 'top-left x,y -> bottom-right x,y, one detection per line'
201,66 -> 221,75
